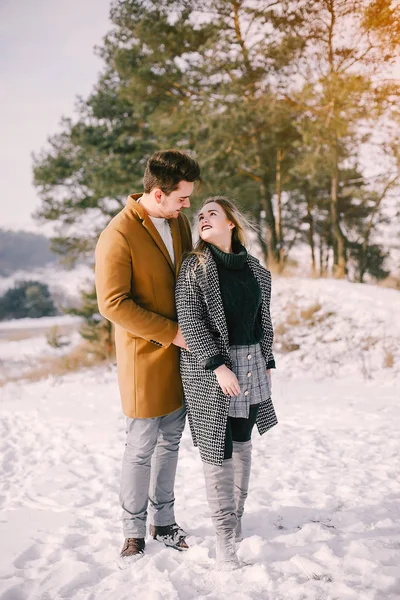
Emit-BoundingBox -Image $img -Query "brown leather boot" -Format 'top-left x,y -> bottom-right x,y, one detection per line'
150,523 -> 188,551
118,538 -> 145,568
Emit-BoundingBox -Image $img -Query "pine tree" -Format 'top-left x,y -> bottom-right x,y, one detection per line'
0,281 -> 57,320
67,286 -> 115,360
33,0 -> 212,265
32,0 -> 400,284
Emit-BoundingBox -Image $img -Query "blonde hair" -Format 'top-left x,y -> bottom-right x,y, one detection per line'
190,196 -> 255,268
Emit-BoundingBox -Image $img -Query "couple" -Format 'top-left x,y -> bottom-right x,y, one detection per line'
95,150 -> 278,570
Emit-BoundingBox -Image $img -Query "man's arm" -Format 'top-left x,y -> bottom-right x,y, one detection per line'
95,227 -> 178,347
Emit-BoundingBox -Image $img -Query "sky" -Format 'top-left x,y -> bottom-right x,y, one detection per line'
0,2 -> 398,235
0,0 -> 112,233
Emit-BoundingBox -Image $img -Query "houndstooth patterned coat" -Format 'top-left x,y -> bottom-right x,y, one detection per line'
175,247 -> 278,465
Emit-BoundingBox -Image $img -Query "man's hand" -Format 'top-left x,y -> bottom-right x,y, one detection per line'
214,364 -> 241,397
172,325 -> 188,350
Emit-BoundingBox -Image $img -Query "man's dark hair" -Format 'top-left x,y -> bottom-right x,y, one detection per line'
143,150 -> 200,195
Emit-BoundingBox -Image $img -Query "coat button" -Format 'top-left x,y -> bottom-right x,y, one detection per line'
247,372 -> 252,377
244,390 -> 249,396
247,354 -> 252,360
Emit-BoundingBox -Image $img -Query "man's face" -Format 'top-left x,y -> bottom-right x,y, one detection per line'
157,180 -> 194,219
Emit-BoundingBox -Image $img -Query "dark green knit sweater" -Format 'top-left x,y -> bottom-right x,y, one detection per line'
205,242 -> 273,370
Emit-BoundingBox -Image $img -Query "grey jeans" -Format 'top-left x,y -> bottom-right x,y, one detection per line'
120,405 -> 186,538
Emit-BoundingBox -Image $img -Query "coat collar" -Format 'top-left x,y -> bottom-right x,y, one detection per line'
207,242 -> 248,270
126,193 -> 183,277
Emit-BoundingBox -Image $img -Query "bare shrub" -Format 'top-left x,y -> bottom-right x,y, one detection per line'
300,303 -> 322,322
378,275 -> 400,291
268,260 -> 299,278
274,322 -> 287,337
286,305 -> 301,326
0,342 -> 111,387
280,340 -> 301,353
46,326 -> 70,349
383,349 -> 394,369
360,336 -> 379,351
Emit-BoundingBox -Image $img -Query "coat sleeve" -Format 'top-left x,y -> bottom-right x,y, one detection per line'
175,257 -> 221,368
95,227 -> 178,347
260,267 -> 275,369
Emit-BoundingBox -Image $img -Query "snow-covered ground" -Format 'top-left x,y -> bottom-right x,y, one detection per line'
0,368 -> 399,600
0,315 -> 82,332
0,277 -> 399,599
1,276 -> 399,384
271,277 -> 400,380
0,316 -> 82,384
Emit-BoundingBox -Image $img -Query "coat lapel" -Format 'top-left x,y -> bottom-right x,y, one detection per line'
126,194 -> 175,275
200,248 -> 230,354
247,256 -> 268,328
169,217 -> 183,277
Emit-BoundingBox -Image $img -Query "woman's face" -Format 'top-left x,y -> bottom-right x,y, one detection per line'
198,201 -> 234,244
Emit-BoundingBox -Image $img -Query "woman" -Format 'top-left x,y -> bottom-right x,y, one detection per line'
175,196 -> 278,570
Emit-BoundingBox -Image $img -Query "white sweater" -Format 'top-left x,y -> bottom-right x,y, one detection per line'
137,198 -> 175,265
149,214 -> 175,266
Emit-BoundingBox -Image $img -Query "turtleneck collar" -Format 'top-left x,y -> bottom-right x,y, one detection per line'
208,242 -> 248,270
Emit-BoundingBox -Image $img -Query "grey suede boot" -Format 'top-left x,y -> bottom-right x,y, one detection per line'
232,440 -> 252,542
203,459 -> 240,570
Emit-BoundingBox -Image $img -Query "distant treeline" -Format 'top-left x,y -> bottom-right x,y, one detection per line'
0,280 -> 58,321
0,229 -> 57,276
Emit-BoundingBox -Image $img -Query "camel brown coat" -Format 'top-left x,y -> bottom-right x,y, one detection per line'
95,194 -> 192,418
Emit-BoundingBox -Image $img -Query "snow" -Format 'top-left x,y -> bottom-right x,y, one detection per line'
271,277 -> 400,380
0,276 -> 400,599
0,315 -> 82,331
0,370 -> 399,599
0,331 -> 81,381
0,315 -> 82,383
0,331 -> 80,362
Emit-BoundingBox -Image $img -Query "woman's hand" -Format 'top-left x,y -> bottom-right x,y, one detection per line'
267,369 -> 272,391
214,365 -> 241,397
172,325 -> 188,350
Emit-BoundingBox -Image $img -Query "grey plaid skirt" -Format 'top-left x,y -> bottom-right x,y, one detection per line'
229,343 -> 270,418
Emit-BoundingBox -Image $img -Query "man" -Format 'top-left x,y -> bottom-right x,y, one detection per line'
95,150 -> 199,566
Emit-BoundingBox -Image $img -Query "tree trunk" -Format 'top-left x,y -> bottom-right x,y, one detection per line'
105,320 -> 115,360
330,170 -> 347,278
231,5 -> 279,267
276,148 -> 284,268
319,235 -> 330,276
306,198 -> 316,275
259,179 -> 279,267
359,240 -> 367,283
255,203 -> 269,261
318,236 -> 324,276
